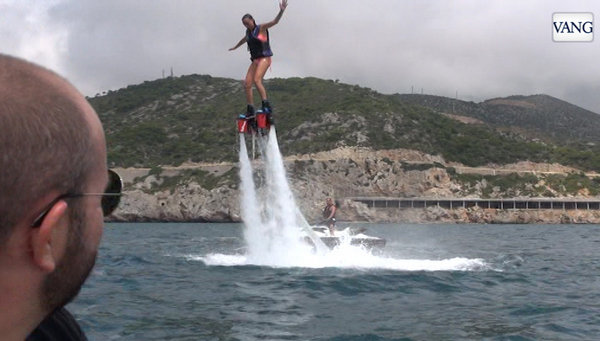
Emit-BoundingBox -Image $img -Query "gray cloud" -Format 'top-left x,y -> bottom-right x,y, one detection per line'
2,0 -> 599,113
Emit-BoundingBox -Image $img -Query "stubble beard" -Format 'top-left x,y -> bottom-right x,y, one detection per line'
41,202 -> 97,312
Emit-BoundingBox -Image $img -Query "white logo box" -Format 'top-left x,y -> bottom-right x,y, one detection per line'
552,12 -> 594,42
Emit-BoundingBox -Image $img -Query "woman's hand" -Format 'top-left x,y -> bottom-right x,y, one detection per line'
263,0 -> 288,29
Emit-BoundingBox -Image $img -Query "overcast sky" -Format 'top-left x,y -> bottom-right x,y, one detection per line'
2,0 -> 600,113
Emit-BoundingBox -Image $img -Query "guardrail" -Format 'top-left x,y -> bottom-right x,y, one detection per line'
347,197 -> 600,210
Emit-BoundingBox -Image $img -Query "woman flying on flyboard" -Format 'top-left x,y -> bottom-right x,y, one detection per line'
229,0 -> 288,118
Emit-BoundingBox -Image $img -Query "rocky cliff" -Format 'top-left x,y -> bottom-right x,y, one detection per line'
109,147 -> 600,224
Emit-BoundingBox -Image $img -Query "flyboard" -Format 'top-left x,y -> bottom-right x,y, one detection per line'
237,109 -> 329,253
237,109 -> 272,159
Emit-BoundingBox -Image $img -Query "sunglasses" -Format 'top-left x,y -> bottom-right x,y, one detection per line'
31,169 -> 123,228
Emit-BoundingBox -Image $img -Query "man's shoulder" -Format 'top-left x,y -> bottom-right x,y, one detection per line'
26,307 -> 87,341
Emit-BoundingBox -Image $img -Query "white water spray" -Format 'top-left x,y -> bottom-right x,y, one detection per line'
237,128 -> 330,266
238,134 -> 264,256
221,129 -> 489,271
262,129 -> 328,252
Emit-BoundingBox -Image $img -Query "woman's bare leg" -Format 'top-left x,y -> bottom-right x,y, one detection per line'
253,57 -> 272,101
244,62 -> 258,108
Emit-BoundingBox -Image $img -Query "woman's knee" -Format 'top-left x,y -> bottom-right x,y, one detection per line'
244,78 -> 254,90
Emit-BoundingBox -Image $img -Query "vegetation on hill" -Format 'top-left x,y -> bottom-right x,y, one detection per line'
396,94 -> 600,143
448,170 -> 600,198
89,75 -> 600,172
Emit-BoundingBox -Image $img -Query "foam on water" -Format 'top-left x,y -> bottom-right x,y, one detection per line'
226,129 -> 488,271
197,251 -> 489,271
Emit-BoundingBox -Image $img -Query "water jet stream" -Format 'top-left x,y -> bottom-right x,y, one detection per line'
238,129 -> 328,265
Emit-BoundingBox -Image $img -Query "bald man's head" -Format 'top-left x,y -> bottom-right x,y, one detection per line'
0,55 -> 97,245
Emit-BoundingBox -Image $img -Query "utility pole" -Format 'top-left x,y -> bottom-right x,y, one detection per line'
453,90 -> 458,113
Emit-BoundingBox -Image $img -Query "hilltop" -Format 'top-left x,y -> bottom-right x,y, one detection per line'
89,75 -> 600,171
397,93 -> 600,144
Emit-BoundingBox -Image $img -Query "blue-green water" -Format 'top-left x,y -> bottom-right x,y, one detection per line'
69,223 -> 600,340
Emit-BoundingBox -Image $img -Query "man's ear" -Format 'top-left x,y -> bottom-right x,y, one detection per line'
30,200 -> 69,273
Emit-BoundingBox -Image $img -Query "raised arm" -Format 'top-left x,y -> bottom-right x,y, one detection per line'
229,36 -> 246,51
261,0 -> 288,30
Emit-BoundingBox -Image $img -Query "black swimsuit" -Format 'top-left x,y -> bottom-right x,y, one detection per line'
246,25 -> 273,61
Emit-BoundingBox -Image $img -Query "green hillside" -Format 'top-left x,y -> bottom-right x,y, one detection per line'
89,75 -> 600,171
397,93 -> 600,144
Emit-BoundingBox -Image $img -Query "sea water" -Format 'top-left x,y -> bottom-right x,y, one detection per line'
70,222 -> 600,340
68,132 -> 600,339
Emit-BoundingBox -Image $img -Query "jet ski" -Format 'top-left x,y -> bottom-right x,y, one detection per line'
305,226 -> 386,249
